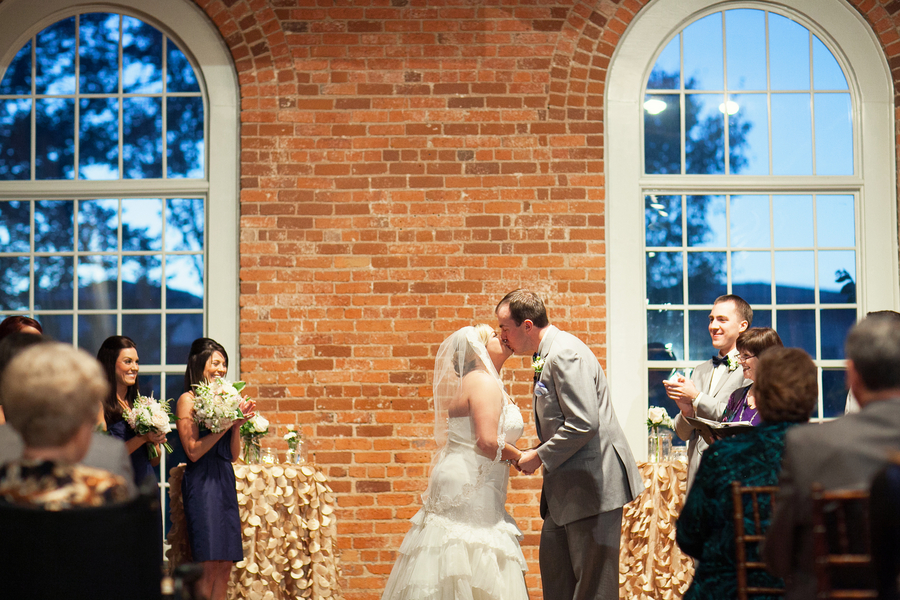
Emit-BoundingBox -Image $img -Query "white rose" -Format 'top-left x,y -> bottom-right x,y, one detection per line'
252,415 -> 269,433
151,411 -> 170,431
648,406 -> 666,423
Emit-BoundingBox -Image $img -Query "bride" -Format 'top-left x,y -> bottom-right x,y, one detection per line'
381,324 -> 529,600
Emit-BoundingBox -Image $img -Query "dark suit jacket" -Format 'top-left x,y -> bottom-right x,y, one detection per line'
0,424 -> 137,498
534,326 -> 644,524
764,398 -> 900,600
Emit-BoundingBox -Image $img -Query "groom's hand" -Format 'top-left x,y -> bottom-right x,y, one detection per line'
517,449 -> 542,475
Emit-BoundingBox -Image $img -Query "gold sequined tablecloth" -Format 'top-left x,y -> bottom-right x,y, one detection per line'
619,461 -> 694,600
167,462 -> 343,600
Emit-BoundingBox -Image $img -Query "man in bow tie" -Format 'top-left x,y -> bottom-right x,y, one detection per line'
496,289 -> 643,600
664,294 -> 751,488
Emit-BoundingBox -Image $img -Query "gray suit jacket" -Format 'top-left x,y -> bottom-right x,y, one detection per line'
534,326 -> 644,525
673,358 -> 746,487
764,398 -> 900,600
0,424 -> 138,498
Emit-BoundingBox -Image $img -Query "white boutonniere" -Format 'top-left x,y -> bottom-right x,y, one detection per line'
532,355 -> 545,377
725,355 -> 739,372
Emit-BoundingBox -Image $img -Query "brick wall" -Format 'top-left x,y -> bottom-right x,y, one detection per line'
195,1 -> 895,598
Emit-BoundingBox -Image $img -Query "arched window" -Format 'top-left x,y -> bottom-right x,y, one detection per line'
607,0 -> 898,455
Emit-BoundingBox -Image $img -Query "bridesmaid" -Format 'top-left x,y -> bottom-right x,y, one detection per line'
97,335 -> 166,488
176,338 -> 255,600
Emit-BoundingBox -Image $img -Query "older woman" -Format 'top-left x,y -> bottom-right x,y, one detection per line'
676,347 -> 817,600
722,327 -> 784,425
0,343 -> 129,509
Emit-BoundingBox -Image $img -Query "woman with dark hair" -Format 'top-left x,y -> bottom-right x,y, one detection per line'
97,335 -> 166,487
0,316 -> 42,341
176,338 -> 255,600
676,347 -> 818,600
722,327 -> 784,425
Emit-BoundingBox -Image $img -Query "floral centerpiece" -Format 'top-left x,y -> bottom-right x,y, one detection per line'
284,427 -> 306,464
122,394 -> 175,459
240,414 -> 269,464
646,406 -> 674,431
646,406 -> 675,463
191,377 -> 248,434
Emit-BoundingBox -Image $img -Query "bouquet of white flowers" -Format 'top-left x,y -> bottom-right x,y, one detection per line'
240,414 -> 269,463
646,405 -> 675,431
122,394 -> 175,458
191,377 -> 248,433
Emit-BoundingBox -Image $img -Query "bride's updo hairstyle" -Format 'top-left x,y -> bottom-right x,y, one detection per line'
452,324 -> 494,377
184,337 -> 228,393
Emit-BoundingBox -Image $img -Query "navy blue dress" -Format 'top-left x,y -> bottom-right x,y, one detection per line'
108,419 -> 155,488
181,428 -> 243,562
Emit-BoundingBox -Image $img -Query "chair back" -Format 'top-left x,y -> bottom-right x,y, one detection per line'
732,481 -> 784,600
811,484 -> 877,599
0,492 -> 163,599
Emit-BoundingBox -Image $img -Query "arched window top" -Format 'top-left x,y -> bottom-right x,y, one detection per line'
642,7 -> 853,177
0,12 -> 204,181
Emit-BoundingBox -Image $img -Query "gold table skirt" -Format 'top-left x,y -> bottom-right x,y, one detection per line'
167,462 -> 343,600
619,460 -> 694,600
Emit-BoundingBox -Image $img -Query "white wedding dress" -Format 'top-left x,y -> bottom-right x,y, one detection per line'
381,401 -> 529,600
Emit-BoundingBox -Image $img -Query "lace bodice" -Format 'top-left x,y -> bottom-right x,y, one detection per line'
446,401 -> 524,448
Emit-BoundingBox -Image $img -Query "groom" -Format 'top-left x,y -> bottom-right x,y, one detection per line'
496,290 -> 643,600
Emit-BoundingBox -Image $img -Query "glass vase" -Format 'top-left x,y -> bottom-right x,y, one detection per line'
648,428 -> 673,463
285,439 -> 307,464
242,440 -> 261,464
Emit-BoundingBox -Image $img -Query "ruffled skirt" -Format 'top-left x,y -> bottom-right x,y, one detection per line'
381,509 -> 529,600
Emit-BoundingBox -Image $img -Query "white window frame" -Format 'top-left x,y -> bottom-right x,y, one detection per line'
606,0 -> 899,457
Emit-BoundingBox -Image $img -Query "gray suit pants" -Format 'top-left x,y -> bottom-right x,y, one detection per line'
539,506 -> 623,600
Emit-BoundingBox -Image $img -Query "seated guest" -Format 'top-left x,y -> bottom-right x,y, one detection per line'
871,457 -> 900,600
723,327 -> 783,425
676,347 -> 817,600
0,343 -> 130,509
765,314 -> 900,600
0,334 -> 136,496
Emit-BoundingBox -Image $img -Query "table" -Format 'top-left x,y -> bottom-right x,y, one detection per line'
167,462 -> 343,600
619,460 -> 695,600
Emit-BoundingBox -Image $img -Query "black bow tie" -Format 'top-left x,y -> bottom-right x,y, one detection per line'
711,354 -> 728,367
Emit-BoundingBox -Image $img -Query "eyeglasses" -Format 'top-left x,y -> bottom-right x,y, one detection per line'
738,354 -> 756,363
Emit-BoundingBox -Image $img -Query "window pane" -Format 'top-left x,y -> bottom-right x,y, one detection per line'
683,13 -> 723,90
729,94 -> 768,175
686,93 -> 724,174
123,97 -> 163,179
775,251 -> 814,304
818,251 -> 856,304
167,40 -> 200,93
0,257 -> 30,310
122,16 -> 162,94
0,41 -> 32,95
34,256 -> 74,310
689,309 -> 711,361
647,310 -> 683,361
0,99 -> 31,180
751,309 -> 772,328
813,35 -> 847,90
816,195 -> 855,248
78,199 -> 118,252
123,313 -> 162,364
688,252 -> 726,304
167,255 -> 204,309
647,370 -> 684,446
78,255 -> 117,310
732,251 -> 771,304
776,309 -> 816,356
35,98 -> 75,180
820,309 -> 856,360
35,200 -> 74,252
123,255 -> 162,309
725,10 -> 766,91
773,195 -> 813,248
645,195 -> 681,247
166,372 -> 187,403
79,98 -> 119,180
821,369 -> 847,419
0,201 -> 31,252
647,251 -> 683,304
769,14 -> 810,91
729,195 -> 769,248
39,313 -> 73,344
123,198 -> 163,251
687,195 -> 725,247
814,93 -> 852,175
771,94 -> 812,175
78,313 -> 116,354
137,373 -> 162,398
166,199 -> 205,252
644,93 -> 681,174
35,17 -> 76,95
167,97 -> 205,178
79,13 -> 119,94
166,313 -> 203,364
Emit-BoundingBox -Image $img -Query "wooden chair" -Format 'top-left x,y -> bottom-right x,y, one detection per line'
732,481 -> 784,600
811,484 -> 877,599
